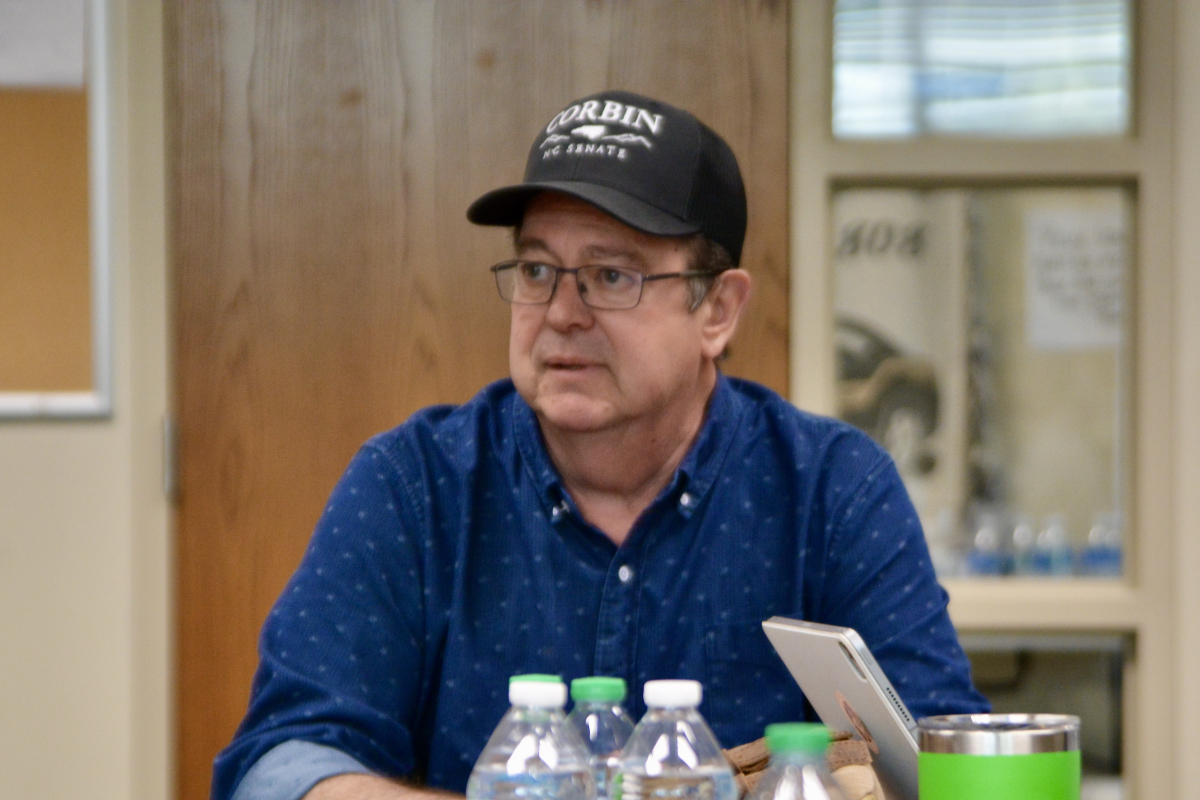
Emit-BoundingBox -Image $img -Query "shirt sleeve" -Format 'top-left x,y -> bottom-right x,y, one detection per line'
230,740 -> 373,800
812,433 -> 990,720
212,442 -> 435,800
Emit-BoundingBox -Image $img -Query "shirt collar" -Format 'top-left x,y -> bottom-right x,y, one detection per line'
510,374 -> 746,521
511,392 -> 563,503
671,373 -> 741,516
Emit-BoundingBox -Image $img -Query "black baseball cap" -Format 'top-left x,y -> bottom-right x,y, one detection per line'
467,90 -> 748,266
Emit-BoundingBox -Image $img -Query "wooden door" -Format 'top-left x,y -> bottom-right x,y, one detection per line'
169,3 -> 788,799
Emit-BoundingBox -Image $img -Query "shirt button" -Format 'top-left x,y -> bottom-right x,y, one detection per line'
618,565 -> 634,584
680,492 -> 693,508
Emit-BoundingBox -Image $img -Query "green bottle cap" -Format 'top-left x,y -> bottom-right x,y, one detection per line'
510,673 -> 563,684
765,722 -> 832,754
571,676 -> 628,703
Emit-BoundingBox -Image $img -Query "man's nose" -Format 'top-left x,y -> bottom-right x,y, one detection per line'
544,270 -> 595,328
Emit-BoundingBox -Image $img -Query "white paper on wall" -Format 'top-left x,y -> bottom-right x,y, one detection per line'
1024,207 -> 1124,350
0,0 -> 85,87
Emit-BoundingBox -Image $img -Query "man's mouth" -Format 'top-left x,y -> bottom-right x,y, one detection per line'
545,358 -> 596,371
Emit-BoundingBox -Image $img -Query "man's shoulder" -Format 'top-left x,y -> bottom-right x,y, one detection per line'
723,376 -> 880,452
719,376 -> 895,494
363,378 -> 521,466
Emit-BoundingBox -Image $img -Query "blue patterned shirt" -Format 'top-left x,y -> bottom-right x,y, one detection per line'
213,376 -> 987,800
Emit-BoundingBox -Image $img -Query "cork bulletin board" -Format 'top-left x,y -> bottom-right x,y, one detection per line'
0,0 -> 110,418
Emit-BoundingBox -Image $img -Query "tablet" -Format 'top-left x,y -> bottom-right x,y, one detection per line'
761,617 -> 919,800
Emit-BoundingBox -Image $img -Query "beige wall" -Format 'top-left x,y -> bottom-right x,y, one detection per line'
1174,0 -> 1200,795
0,2 -> 170,799
0,0 -> 1197,798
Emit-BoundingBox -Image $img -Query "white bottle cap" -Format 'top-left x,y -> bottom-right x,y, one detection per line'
509,679 -> 568,708
643,679 -> 702,708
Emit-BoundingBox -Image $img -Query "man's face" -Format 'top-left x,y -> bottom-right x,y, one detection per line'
508,192 -> 714,435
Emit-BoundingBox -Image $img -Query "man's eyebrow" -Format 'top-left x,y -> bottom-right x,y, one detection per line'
578,244 -> 648,266
513,238 -> 650,268
514,236 -> 554,258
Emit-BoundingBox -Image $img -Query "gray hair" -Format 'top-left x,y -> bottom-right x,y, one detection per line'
684,235 -> 735,311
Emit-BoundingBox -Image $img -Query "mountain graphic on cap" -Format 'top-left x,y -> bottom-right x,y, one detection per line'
467,90 -> 747,266
572,125 -> 608,141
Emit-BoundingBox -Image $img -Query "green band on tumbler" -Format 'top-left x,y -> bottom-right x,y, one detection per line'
919,751 -> 1081,800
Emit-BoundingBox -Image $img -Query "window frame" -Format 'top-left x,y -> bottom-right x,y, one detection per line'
790,1 -> 1174,796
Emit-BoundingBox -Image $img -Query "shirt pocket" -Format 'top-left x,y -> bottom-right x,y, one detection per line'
703,619 -> 804,748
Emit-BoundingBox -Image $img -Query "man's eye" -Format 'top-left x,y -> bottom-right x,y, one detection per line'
595,268 -> 635,288
519,262 -> 554,282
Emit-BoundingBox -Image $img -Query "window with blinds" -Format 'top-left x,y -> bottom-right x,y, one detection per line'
832,0 -> 1131,138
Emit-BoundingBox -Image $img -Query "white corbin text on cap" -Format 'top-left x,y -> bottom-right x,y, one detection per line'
546,99 -> 664,135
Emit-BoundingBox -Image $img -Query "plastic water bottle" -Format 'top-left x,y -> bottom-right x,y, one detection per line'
1031,514 -> 1076,577
466,674 -> 596,800
567,677 -> 636,800
614,679 -> 737,800
751,723 -> 845,800
966,511 -> 1011,575
1010,514 -> 1037,575
1079,511 -> 1122,576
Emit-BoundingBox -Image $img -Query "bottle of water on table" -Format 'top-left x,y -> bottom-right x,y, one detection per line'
567,677 -> 636,800
615,679 -> 737,800
466,674 -> 596,800
750,723 -> 845,800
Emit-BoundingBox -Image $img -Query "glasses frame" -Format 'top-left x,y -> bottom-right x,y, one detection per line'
489,259 -> 714,310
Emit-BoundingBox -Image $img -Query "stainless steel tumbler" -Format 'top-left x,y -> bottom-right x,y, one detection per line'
918,713 -> 1081,800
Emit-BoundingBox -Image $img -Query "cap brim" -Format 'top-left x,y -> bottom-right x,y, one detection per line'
466,181 -> 700,238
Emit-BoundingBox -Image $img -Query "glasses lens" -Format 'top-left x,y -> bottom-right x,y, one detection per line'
493,262 -> 648,309
496,261 -> 556,304
578,266 -> 642,309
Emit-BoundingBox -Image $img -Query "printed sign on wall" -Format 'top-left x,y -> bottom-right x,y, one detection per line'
1024,207 -> 1125,351
832,189 -> 971,549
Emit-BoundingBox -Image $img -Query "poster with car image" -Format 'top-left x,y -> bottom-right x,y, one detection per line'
831,189 -> 971,563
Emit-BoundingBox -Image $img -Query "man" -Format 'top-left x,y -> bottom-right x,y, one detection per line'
213,91 -> 987,800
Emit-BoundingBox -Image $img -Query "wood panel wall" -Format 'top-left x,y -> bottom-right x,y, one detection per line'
169,3 -> 787,799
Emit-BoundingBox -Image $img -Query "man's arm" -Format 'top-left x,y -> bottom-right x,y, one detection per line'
215,442 -> 435,800
815,434 -> 989,718
306,774 -> 462,800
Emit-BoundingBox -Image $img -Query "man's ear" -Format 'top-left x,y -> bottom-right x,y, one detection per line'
699,269 -> 752,361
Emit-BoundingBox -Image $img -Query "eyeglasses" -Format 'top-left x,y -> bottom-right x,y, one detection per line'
490,260 -> 711,310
